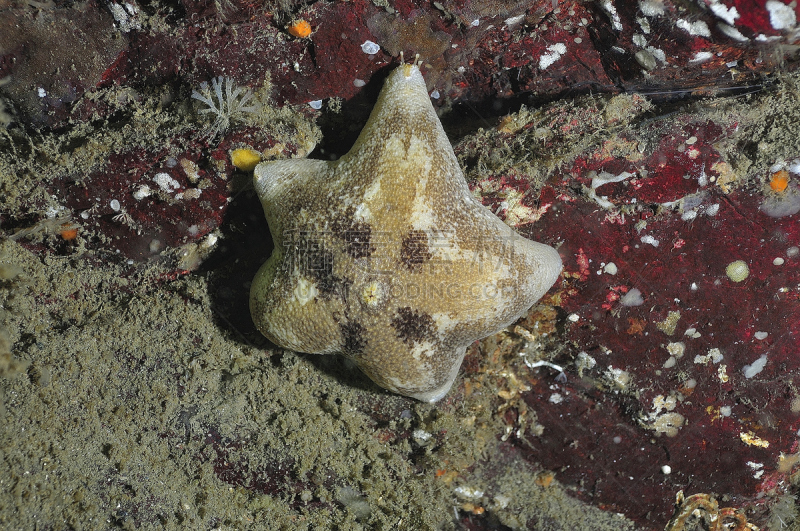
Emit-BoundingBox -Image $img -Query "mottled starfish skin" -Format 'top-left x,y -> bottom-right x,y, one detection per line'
250,63 -> 562,402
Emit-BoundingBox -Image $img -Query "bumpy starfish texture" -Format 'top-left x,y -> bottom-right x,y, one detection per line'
250,62 -> 562,402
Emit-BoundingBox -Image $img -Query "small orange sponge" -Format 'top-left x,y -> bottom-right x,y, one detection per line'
770,170 -> 789,192
287,20 -> 312,38
60,224 -> 78,241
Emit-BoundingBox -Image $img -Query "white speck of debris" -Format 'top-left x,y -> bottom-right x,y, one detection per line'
504,14 -> 525,26
647,46 -> 667,64
591,170 -> 634,189
640,235 -> 659,247
202,232 -> 218,249
705,203 -> 720,216
720,405 -> 732,416
788,246 -> 800,257
766,0 -> 797,30
183,188 -> 201,200
361,40 -> 380,54
549,393 -> 564,404
685,327 -> 701,338
661,465 -> 671,474
747,461 -> 764,472
606,366 -> 631,389
774,257 -> 785,266
603,262 -> 618,275
709,1 -> 739,24
632,33 -> 648,47
718,23 -> 749,41
525,359 -> 565,378
667,342 -> 685,358
412,429 -> 432,442
154,172 -> 180,192
353,79 -> 366,88
788,159 -> 800,174
308,99 -> 323,110
639,0 -> 666,17
493,494 -> 511,509
754,331 -> 769,340
133,185 -> 151,201
568,313 -> 580,322
676,19 -> 711,37
80,211 -> 90,220
45,205 -> 63,218
110,199 -> 121,212
187,225 -> 199,236
743,355 -> 768,378
587,188 -> 615,209
620,288 -> 644,307
726,60 -> 738,68
689,51 -> 714,64
454,486 -> 484,499
770,160 -> 786,172
37,87 -> 47,98
109,2 -> 141,32
430,89 -> 440,99
539,43 -> 567,70
601,0 -> 624,30
695,348 -> 723,365
651,394 -> 678,414
576,351 -> 596,370
109,3 -> 129,27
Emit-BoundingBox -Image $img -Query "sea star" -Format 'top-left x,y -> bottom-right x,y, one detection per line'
250,61 -> 562,402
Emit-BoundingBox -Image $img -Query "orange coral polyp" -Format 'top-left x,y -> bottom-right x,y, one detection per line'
287,20 -> 311,38
770,170 -> 789,192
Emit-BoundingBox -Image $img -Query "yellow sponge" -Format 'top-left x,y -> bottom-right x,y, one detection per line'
231,148 -> 261,172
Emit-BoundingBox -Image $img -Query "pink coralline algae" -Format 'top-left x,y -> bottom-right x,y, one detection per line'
466,90 -> 800,527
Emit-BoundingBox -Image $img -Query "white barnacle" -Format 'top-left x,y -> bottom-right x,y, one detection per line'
191,76 -> 259,139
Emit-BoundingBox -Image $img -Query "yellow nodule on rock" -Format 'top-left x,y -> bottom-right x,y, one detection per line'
231,148 -> 262,172
726,260 -> 749,282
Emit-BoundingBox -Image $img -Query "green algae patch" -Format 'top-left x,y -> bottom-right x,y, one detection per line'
0,227 -> 627,529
